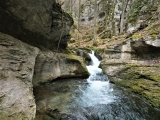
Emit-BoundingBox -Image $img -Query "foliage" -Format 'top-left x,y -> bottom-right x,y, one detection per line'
128,0 -> 148,24
131,33 -> 142,40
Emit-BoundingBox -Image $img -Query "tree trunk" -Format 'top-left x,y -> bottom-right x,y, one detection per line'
120,0 -> 128,33
70,0 -> 72,14
93,0 -> 97,45
77,0 -> 81,45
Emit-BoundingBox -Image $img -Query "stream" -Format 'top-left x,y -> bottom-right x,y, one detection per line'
35,51 -> 160,120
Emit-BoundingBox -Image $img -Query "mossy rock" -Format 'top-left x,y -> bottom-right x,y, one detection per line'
110,64 -> 160,108
64,54 -> 90,77
43,115 -> 55,120
131,33 -> 142,40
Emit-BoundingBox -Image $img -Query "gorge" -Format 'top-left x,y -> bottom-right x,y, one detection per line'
0,0 -> 160,120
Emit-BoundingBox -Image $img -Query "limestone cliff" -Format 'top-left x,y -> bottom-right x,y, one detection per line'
0,31 -> 89,119
0,33 -> 39,120
0,0 -> 89,119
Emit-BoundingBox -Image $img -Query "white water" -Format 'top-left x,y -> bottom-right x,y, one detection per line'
86,51 -> 102,75
60,51 -> 160,119
77,51 -> 115,107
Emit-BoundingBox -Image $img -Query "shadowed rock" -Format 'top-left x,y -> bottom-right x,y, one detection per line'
0,0 -> 73,50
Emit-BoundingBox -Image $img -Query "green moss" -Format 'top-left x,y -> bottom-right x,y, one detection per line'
64,54 -> 90,76
110,65 -> 160,108
131,34 -> 142,40
142,91 -> 160,107
43,115 -> 54,120
0,111 -> 26,120
149,30 -> 159,38
128,0 -> 148,24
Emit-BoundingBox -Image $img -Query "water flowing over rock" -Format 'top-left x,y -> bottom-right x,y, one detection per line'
0,32 -> 39,120
0,0 -> 73,50
0,32 -> 90,119
0,1 -> 89,119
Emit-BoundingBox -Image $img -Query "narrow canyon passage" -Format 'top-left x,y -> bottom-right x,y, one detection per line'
34,51 -> 160,120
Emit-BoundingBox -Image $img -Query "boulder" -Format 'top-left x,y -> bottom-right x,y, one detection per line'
76,49 -> 91,65
0,0 -> 73,50
33,50 -> 90,86
0,32 -> 39,120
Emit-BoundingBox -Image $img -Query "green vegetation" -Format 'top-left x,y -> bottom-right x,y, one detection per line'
128,0 -> 148,24
131,33 -> 142,40
110,64 -> 160,108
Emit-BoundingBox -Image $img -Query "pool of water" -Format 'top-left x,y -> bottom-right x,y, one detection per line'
66,76 -> 160,120
34,51 -> 160,120
34,76 -> 160,120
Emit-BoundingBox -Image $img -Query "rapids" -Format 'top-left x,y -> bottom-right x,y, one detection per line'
35,51 -> 160,120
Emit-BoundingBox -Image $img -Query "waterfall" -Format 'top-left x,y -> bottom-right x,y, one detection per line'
86,51 -> 102,75
76,51 -> 115,106
64,51 -> 160,120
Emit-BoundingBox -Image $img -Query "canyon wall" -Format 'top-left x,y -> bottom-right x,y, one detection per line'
0,0 -> 89,119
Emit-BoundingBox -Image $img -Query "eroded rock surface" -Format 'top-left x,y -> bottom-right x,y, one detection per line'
100,30 -> 160,108
0,32 -> 90,119
33,50 -> 90,86
0,0 -> 73,50
0,32 -> 39,120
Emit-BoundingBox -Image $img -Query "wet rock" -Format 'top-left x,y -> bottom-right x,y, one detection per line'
33,50 -> 90,86
46,108 -> 77,120
77,49 -> 91,65
95,53 -> 102,61
0,32 -> 39,119
0,0 -> 73,50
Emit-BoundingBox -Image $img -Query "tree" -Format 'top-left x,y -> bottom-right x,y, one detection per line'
120,0 -> 129,33
93,0 -> 97,45
77,0 -> 81,45
70,0 -> 72,14
77,0 -> 81,31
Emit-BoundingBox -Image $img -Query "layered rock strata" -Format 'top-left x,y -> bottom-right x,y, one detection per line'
100,22 -> 160,108
0,0 -> 89,119
0,33 -> 39,120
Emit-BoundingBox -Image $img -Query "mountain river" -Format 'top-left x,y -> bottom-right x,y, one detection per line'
35,51 -> 160,120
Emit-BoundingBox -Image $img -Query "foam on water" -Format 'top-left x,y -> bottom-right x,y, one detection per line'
77,50 -> 115,107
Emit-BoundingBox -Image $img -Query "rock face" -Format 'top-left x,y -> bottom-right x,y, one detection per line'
0,0 -> 73,50
62,0 -> 159,38
0,32 -> 39,120
0,0 -> 90,119
100,21 -> 160,108
0,32 -> 89,119
33,50 -> 90,86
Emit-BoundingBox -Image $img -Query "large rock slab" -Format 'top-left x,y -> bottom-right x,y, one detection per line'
33,50 -> 90,86
0,0 -> 73,50
0,32 -> 39,120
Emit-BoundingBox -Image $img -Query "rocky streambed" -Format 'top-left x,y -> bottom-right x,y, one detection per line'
34,52 -> 160,120
34,77 -> 160,120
